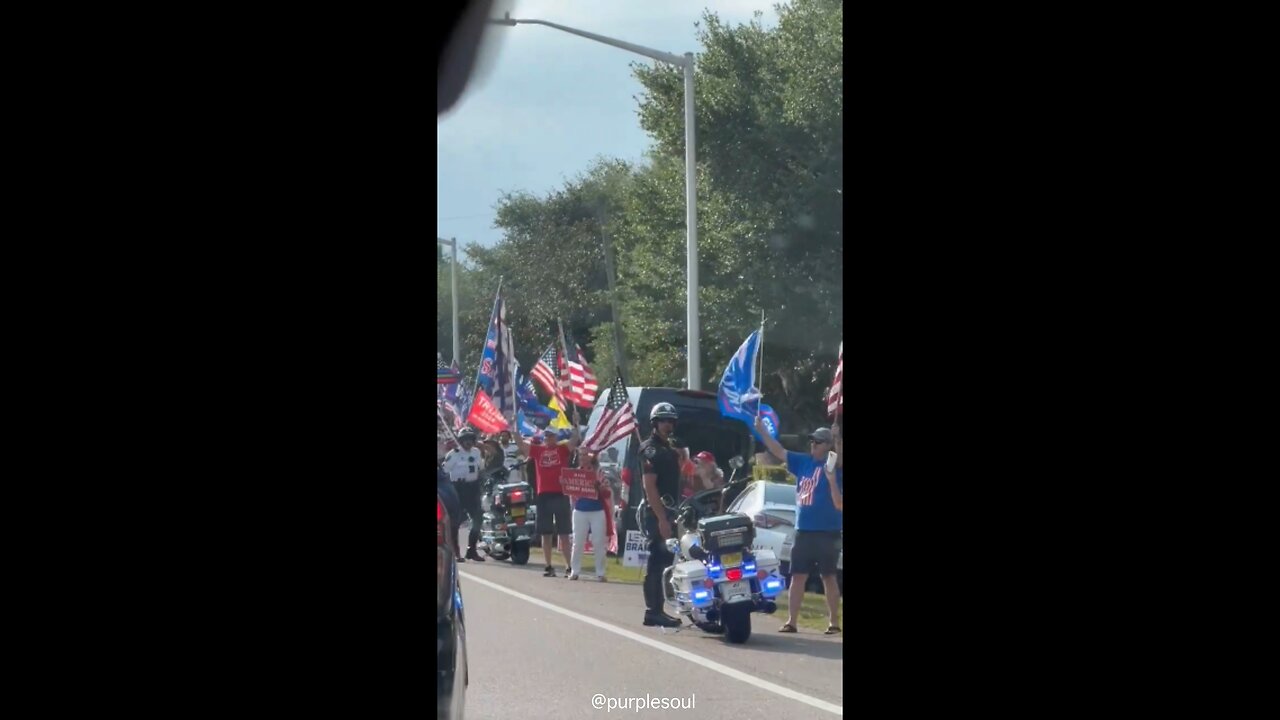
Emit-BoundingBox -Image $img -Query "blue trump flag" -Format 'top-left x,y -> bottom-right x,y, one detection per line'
516,373 -> 556,419
718,330 -> 763,424
751,404 -> 781,442
515,409 -> 539,437
474,289 -> 516,420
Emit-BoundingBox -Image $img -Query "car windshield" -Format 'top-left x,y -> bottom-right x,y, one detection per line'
764,483 -> 797,506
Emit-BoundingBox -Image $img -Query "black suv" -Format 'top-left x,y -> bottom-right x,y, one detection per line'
584,387 -> 755,531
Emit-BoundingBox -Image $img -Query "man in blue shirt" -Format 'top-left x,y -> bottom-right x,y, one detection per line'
754,417 -> 843,635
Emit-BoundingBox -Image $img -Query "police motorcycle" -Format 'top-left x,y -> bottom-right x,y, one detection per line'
637,455 -> 785,644
478,457 -> 534,565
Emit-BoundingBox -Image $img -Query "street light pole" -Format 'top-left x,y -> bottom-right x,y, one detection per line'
682,54 -> 700,390
436,236 -> 460,364
488,14 -> 702,389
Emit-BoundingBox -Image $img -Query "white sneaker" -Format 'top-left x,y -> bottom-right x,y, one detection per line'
568,573 -> 580,581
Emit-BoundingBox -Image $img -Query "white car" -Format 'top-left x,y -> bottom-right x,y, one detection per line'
727,481 -> 842,591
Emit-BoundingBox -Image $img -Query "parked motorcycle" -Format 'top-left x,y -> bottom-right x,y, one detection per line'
638,456 -> 785,644
478,458 -> 535,565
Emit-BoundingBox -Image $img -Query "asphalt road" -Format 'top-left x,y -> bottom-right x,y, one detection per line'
454,524 -> 844,719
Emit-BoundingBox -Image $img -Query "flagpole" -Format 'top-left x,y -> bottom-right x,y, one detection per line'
835,341 -> 843,433
756,310 -> 765,420
618,365 -> 645,448
504,356 -> 514,427
498,277 -> 518,428
557,318 -> 583,429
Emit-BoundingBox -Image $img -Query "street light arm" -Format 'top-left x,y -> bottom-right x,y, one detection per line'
508,19 -> 688,67
481,15 -> 701,389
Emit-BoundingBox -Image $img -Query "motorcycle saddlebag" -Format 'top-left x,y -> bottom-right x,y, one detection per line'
696,513 -> 755,555
497,482 -> 530,505
670,559 -> 708,593
752,548 -> 781,577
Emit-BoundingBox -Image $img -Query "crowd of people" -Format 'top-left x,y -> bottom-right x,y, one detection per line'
436,404 -> 843,634
436,424 -> 622,578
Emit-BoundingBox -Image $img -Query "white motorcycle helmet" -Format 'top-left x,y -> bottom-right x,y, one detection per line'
649,402 -> 679,423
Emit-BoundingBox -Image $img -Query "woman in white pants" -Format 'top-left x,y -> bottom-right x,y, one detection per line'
569,453 -> 609,581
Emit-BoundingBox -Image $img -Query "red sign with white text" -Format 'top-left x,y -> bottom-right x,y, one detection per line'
560,468 -> 599,499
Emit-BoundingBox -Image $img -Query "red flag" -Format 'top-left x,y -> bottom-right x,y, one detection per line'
466,387 -> 510,433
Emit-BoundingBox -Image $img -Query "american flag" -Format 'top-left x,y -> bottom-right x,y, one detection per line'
565,334 -> 598,408
437,355 -> 461,384
556,323 -> 575,407
530,344 -> 563,405
581,373 -> 637,453
826,341 -> 843,418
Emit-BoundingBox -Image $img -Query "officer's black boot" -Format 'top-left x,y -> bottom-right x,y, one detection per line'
467,526 -> 485,561
644,610 -> 681,628
643,555 -> 680,627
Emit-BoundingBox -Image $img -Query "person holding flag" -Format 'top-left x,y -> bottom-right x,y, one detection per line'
755,415 -> 843,635
515,425 -> 581,577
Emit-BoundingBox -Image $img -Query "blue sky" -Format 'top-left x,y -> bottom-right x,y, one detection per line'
437,0 -> 781,251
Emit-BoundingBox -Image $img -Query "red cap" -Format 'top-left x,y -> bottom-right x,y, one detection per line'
695,451 -> 716,464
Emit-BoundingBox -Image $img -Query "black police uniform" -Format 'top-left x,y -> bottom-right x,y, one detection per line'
639,431 -> 683,616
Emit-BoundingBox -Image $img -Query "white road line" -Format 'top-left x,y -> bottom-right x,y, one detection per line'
460,570 -> 843,716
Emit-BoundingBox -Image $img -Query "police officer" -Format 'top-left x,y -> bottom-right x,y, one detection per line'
443,427 -> 486,562
639,402 -> 684,628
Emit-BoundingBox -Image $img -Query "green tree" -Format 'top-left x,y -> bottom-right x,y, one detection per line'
619,0 -> 843,427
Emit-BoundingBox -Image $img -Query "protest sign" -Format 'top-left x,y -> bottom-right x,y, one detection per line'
622,530 -> 649,568
560,467 -> 599,498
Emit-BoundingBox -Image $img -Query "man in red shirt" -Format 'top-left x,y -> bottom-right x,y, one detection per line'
517,427 -> 581,576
